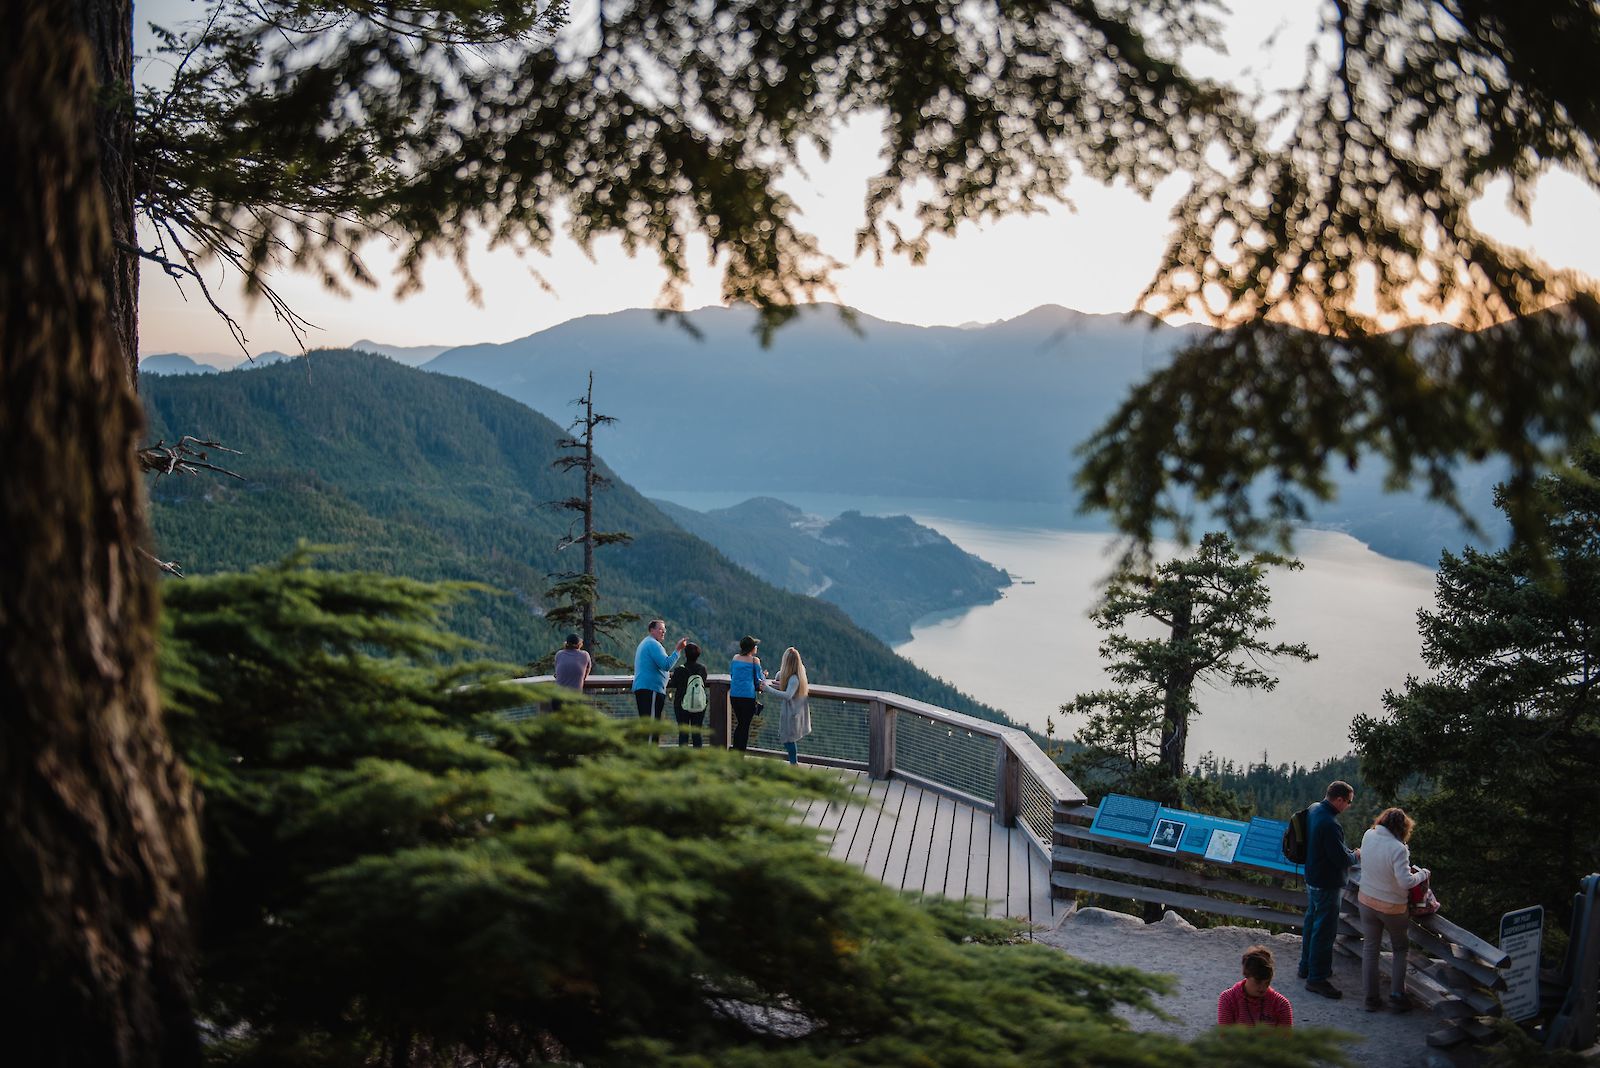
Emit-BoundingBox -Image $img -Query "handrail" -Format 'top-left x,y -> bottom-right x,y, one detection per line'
507,673 -> 1085,861
511,675 -> 1024,738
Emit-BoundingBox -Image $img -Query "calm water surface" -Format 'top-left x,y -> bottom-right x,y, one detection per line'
647,491 -> 1439,767
894,519 -> 1437,768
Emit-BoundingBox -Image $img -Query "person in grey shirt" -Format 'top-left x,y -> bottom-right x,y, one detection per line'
553,634 -> 592,690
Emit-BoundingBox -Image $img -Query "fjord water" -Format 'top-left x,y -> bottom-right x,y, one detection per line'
650,491 -> 1439,768
893,518 -> 1436,768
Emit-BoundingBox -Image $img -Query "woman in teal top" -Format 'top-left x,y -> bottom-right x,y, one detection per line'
728,635 -> 765,751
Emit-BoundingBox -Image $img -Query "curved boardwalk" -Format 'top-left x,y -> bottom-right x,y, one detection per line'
795,767 -> 1056,926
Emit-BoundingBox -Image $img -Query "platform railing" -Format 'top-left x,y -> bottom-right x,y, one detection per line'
507,674 -> 1085,861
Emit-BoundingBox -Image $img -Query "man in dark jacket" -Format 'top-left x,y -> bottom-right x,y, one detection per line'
1299,780 -> 1360,998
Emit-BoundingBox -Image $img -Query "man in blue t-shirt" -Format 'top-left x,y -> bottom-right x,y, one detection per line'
1300,780 -> 1361,998
633,619 -> 686,732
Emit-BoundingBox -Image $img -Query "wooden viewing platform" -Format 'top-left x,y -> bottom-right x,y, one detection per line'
508,675 -> 1078,927
796,768 -> 1057,925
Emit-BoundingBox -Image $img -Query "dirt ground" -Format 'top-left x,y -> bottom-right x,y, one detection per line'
1038,906 -> 1464,1068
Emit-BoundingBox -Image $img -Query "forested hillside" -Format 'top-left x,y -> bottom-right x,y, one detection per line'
1192,753 -> 1379,828
141,351 -> 1003,721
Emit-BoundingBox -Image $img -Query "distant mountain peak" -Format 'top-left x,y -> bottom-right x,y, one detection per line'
350,338 -> 457,366
1010,303 -> 1081,322
139,353 -> 219,375
999,304 -> 1123,328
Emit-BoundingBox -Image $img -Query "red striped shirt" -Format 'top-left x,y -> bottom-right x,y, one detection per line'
1217,980 -> 1294,1027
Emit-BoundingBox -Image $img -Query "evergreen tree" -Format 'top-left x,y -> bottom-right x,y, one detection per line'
161,553 -> 1346,1067
542,371 -> 636,670
1352,445 -> 1600,944
1066,533 -> 1315,801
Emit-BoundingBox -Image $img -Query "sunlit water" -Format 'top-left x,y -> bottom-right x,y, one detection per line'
646,491 -> 1439,767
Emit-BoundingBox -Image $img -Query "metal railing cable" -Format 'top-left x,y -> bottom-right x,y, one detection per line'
893,710 -> 998,807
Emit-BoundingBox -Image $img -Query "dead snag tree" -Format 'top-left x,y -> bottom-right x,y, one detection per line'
544,371 -> 636,669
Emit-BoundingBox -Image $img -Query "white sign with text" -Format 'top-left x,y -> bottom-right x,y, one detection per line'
1499,905 -> 1544,1022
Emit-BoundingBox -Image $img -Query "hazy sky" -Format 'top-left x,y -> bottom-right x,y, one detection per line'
135,0 -> 1600,359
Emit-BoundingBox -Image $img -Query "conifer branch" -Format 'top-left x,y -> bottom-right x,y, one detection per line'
136,547 -> 185,578
137,436 -> 246,481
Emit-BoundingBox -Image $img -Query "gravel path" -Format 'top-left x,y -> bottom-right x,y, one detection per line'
1039,907 -> 1460,1068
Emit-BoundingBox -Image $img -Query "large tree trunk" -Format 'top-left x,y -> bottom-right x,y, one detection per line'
1158,592 -> 1194,781
0,2 -> 202,1065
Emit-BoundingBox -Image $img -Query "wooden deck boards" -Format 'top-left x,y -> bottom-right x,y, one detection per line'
800,766 -> 1054,928
919,795 -> 955,897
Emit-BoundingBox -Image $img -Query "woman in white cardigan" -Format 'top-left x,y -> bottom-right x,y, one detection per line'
769,647 -> 813,765
1356,807 -> 1430,1013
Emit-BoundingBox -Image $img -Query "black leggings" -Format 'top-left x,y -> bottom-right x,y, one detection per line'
635,689 -> 665,743
729,696 -> 760,751
676,708 -> 705,748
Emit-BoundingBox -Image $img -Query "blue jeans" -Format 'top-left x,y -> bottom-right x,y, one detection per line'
1300,885 -> 1341,982
783,741 -> 799,764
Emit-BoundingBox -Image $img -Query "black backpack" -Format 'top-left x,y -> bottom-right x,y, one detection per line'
1281,805 -> 1312,865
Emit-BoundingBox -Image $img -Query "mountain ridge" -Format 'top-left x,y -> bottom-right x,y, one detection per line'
420,302 -> 1501,566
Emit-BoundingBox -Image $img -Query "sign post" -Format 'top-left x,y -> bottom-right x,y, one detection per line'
1499,905 -> 1544,1022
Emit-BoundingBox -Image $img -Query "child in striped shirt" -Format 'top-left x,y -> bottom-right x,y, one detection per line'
1217,945 -> 1294,1028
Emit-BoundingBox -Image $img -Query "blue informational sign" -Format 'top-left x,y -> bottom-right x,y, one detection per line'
1240,816 -> 1294,871
1088,793 -> 1300,873
1091,793 -> 1161,840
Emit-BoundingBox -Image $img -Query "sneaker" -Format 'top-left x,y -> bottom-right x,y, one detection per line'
1305,979 -> 1344,999
1364,997 -> 1383,1012
1389,992 -> 1415,1013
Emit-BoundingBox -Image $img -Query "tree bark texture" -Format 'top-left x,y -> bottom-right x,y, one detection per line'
1159,593 -> 1194,781
0,3 -> 202,1065
75,0 -> 141,384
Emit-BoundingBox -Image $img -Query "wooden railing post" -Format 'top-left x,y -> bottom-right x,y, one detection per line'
868,699 -> 895,779
994,740 -> 1020,827
708,678 -> 730,749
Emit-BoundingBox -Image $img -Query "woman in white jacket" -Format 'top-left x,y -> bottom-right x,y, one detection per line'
1357,807 -> 1430,1013
769,647 -> 812,765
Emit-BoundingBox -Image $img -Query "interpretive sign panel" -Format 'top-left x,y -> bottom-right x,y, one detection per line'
1090,794 -> 1300,873
1090,794 -> 1161,841
1499,906 -> 1544,1021
1239,816 -> 1293,871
